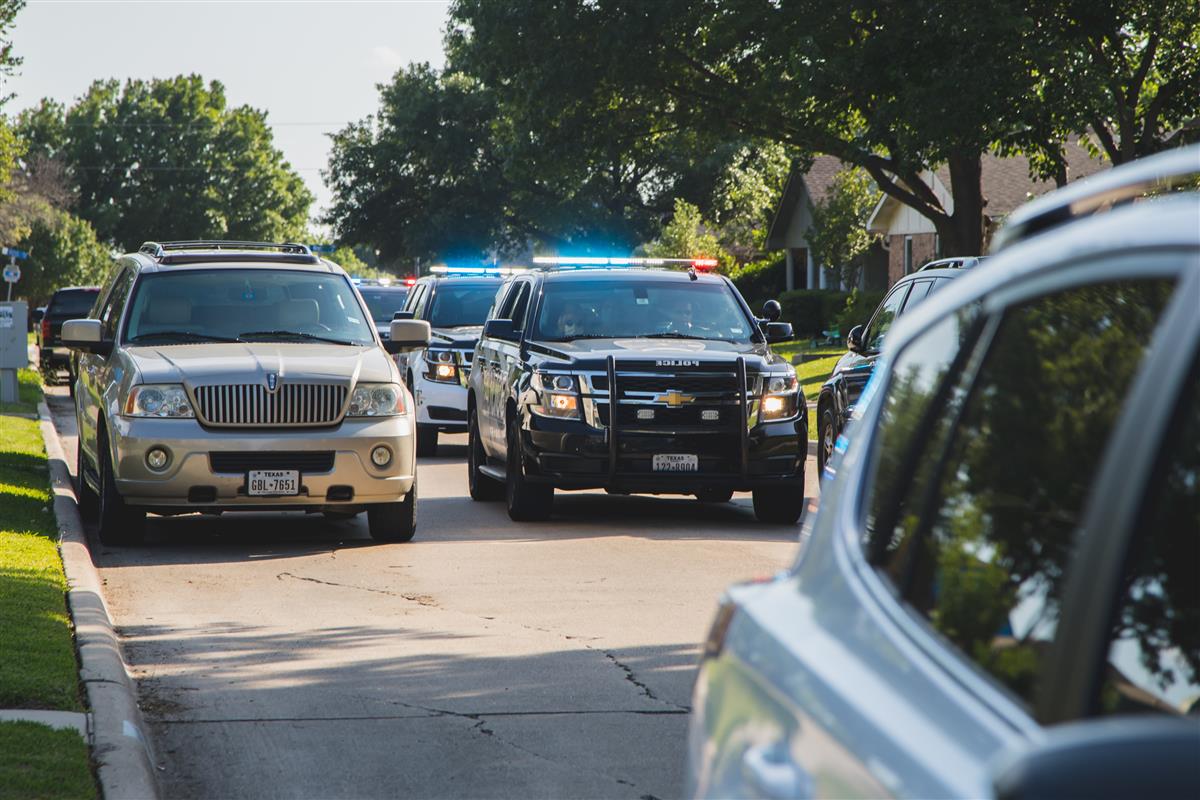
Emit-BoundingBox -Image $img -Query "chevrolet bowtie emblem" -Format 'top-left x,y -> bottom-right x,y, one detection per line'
656,390 -> 695,407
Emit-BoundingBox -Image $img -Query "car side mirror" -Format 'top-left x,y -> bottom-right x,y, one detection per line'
846,324 -> 865,353
764,321 -> 792,344
761,299 -> 782,322
384,319 -> 431,354
483,318 -> 519,343
61,319 -> 112,356
392,311 -> 414,321
992,717 -> 1200,800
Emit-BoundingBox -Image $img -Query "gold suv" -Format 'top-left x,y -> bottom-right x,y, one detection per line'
62,241 -> 430,545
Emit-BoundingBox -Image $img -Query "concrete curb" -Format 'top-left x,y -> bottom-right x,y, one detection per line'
38,401 -> 160,800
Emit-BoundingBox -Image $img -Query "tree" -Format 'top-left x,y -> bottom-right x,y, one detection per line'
640,198 -> 734,272
0,1 -> 26,214
14,76 -> 312,251
15,208 -> 112,303
807,169 -> 881,286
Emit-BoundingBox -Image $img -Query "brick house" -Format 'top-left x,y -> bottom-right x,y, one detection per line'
765,156 -> 889,291
867,142 -> 1108,286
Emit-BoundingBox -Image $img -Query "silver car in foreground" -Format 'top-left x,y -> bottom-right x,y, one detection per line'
63,241 -> 430,545
688,148 -> 1200,798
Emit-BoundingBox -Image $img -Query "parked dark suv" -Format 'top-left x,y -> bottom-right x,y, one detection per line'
466,260 -> 805,523
814,263 -> 979,474
38,286 -> 101,387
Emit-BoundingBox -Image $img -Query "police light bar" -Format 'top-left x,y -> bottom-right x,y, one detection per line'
403,276 -> 417,286
532,256 -> 719,269
428,265 -> 526,276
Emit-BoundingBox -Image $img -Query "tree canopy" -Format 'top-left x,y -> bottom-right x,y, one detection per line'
15,76 -> 313,252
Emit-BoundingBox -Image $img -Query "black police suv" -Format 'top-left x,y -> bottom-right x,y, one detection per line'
814,261 -> 978,475
466,265 -> 806,523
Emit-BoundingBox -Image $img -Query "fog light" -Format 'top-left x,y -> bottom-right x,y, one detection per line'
762,396 -> 785,415
371,445 -> 392,467
701,409 -> 720,421
435,363 -> 456,379
146,447 -> 169,470
637,408 -> 655,420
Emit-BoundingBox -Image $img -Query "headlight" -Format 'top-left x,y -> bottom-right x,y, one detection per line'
348,383 -> 407,416
124,384 -> 194,418
759,373 -> 799,422
425,350 -> 460,384
531,371 -> 580,419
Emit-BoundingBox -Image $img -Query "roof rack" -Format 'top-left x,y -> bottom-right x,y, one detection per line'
993,144 -> 1200,251
917,256 -> 988,272
138,240 -> 314,258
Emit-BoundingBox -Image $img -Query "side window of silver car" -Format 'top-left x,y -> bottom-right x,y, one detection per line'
885,278 -> 1176,708
1098,358 -> 1199,717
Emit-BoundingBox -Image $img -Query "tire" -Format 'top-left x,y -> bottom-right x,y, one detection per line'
75,437 -> 99,522
752,483 -> 805,524
415,424 -> 439,457
505,417 -> 552,521
96,432 -> 146,546
468,409 -> 504,501
367,479 -> 417,542
818,407 -> 837,475
695,488 -> 734,503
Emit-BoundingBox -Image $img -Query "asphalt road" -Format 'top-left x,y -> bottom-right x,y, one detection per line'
47,386 -> 815,799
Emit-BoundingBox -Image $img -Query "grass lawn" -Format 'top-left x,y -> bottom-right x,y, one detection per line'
0,367 -> 43,416
772,341 -> 845,440
0,370 -> 96,797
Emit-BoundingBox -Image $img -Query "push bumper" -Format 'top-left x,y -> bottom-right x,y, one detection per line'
107,414 -> 417,509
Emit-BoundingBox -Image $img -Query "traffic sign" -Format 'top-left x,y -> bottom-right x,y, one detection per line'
2,264 -> 19,283
1,247 -> 28,260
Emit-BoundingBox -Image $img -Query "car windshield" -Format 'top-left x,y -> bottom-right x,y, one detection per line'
360,288 -> 410,323
123,269 -> 375,346
51,291 -> 99,316
532,278 -> 756,342
429,281 -> 502,328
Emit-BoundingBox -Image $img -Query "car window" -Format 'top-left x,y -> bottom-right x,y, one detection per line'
407,284 -> 428,319
508,282 -> 532,330
101,269 -> 136,339
864,283 -> 912,352
51,290 -> 100,318
427,281 -> 500,328
360,288 -> 410,323
902,280 -> 935,311
881,278 -> 1175,707
1098,359 -> 1199,716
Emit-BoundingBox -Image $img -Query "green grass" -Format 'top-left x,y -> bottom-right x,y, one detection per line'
0,721 -> 94,800
771,341 -> 844,440
0,368 -> 43,416
0,375 -> 96,797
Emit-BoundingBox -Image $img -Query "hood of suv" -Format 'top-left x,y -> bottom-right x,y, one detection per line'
431,325 -> 484,349
124,343 -> 396,387
526,337 -> 790,372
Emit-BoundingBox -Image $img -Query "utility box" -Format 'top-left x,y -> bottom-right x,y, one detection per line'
0,301 -> 28,404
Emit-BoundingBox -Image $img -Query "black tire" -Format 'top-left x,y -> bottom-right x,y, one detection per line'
96,432 -> 146,546
367,479 -> 417,542
415,424 -> 439,457
818,407 -> 837,475
695,488 -> 734,503
505,418 -> 552,521
752,483 -> 805,524
468,408 -> 504,501
75,437 -> 99,522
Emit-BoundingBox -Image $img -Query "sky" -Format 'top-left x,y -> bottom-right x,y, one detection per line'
5,0 -> 451,219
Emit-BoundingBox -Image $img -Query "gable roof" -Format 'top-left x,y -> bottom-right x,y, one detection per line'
765,155 -> 845,249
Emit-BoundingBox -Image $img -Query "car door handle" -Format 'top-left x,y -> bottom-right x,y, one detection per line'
742,742 -> 812,800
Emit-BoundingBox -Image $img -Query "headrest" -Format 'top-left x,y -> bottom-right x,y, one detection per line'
278,299 -> 319,328
146,297 -> 192,325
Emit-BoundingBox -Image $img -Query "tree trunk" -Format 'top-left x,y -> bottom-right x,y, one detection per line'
940,152 -> 985,256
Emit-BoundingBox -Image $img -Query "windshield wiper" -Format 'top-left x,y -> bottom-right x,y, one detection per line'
642,332 -> 710,340
128,331 -> 241,344
237,330 -> 357,346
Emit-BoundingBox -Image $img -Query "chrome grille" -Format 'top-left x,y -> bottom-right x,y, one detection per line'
192,383 -> 347,427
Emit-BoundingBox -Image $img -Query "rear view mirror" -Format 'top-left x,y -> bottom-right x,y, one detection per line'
61,319 -> 112,356
384,319 -> 431,354
483,318 -> 519,343
992,717 -> 1200,800
846,325 -> 865,353
764,321 -> 792,344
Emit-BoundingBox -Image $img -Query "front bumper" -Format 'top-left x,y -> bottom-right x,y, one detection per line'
522,413 -> 806,494
414,374 -> 468,432
108,413 -> 416,509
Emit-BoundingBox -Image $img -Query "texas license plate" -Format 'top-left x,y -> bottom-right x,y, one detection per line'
247,470 -> 300,496
652,454 -> 699,472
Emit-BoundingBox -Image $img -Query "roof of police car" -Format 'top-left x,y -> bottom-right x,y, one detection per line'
538,266 -> 729,283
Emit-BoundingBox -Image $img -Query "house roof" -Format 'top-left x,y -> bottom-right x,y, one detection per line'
765,155 -> 845,249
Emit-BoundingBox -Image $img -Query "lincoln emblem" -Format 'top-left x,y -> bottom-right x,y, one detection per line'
266,373 -> 278,392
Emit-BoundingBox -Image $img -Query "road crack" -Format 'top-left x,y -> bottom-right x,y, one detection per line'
276,572 -> 437,606
591,648 -> 690,712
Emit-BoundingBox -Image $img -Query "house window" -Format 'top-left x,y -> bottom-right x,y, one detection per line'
903,236 -> 913,274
